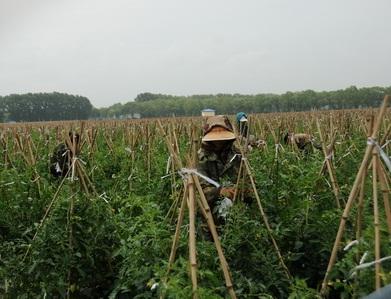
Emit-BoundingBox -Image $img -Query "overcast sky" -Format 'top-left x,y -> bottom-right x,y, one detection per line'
0,0 -> 390,107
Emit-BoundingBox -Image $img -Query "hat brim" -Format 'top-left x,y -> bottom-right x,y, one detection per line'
202,130 -> 236,141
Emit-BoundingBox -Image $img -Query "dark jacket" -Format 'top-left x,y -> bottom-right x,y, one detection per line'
50,143 -> 70,177
197,143 -> 241,203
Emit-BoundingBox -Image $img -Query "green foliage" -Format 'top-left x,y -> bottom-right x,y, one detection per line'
1,92 -> 92,122
1,110 -> 390,297
110,195 -> 171,298
288,278 -> 321,299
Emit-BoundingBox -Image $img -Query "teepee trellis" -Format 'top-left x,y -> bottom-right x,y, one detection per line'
321,95 -> 390,294
232,118 -> 292,280
22,125 -> 98,262
316,119 -> 341,208
157,120 -> 237,299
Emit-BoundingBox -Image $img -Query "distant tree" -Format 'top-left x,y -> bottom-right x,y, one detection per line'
2,92 -> 93,122
134,92 -> 160,102
0,96 -> 4,122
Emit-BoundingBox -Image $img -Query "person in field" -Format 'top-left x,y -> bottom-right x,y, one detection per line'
283,132 -> 322,153
236,112 -> 249,138
236,112 -> 267,151
50,132 -> 80,177
197,115 -> 241,221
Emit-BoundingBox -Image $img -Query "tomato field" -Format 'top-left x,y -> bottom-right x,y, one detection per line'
1,99 -> 390,298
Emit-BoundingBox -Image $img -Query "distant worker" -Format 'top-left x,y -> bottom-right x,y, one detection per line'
236,112 -> 248,137
283,132 -> 321,153
198,115 -> 241,221
236,112 -> 267,151
50,132 -> 80,177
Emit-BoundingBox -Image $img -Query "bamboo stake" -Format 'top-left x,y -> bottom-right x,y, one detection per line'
377,157 -> 391,235
188,175 -> 198,299
372,150 -> 381,290
67,187 -> 75,299
355,169 -> 367,244
353,165 -> 367,298
165,184 -> 188,276
232,159 -> 244,202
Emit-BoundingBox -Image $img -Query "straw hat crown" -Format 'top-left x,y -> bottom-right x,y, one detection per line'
202,115 -> 236,141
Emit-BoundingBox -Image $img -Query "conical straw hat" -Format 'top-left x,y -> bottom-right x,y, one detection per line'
202,115 -> 236,141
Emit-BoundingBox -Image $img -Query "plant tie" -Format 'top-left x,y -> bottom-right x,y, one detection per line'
349,255 -> 391,278
179,168 -> 220,188
367,137 -> 391,173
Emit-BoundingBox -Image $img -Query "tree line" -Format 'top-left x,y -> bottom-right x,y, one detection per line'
92,86 -> 391,119
1,86 -> 390,122
0,92 -> 92,122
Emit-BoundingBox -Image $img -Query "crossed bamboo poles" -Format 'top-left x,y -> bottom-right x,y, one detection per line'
158,116 -> 294,298
22,126 -> 97,261
158,120 -> 236,299
317,119 -> 342,208
233,118 -> 292,280
321,95 -> 390,295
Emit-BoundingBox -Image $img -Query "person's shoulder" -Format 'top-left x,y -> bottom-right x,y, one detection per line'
198,147 -> 218,162
198,147 -> 207,159
231,144 -> 241,154
54,143 -> 67,153
294,133 -> 310,140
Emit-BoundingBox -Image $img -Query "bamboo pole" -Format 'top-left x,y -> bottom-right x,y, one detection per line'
67,186 -> 75,299
232,159 -> 244,202
372,150 -> 381,290
377,157 -> 391,235
188,175 -> 198,299
353,166 -> 367,299
355,169 -> 367,244
166,184 -> 188,275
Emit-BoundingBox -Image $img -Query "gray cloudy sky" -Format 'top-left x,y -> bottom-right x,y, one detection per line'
0,0 -> 390,107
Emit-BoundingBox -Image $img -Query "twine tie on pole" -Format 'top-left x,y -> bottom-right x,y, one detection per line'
382,140 -> 390,148
69,157 -> 86,181
99,192 -> 110,204
166,155 -> 172,174
179,168 -> 220,188
62,149 -> 69,157
324,154 -> 333,161
229,153 -> 241,164
360,252 -> 369,265
367,138 -> 391,173
349,255 -> 391,278
343,240 -> 359,251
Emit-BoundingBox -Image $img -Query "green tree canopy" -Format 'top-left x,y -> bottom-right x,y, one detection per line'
0,92 -> 92,122
101,86 -> 389,119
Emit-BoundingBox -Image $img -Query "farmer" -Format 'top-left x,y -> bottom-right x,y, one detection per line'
236,112 -> 248,137
50,132 -> 80,177
283,132 -> 322,153
198,115 -> 241,221
236,112 -> 266,151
